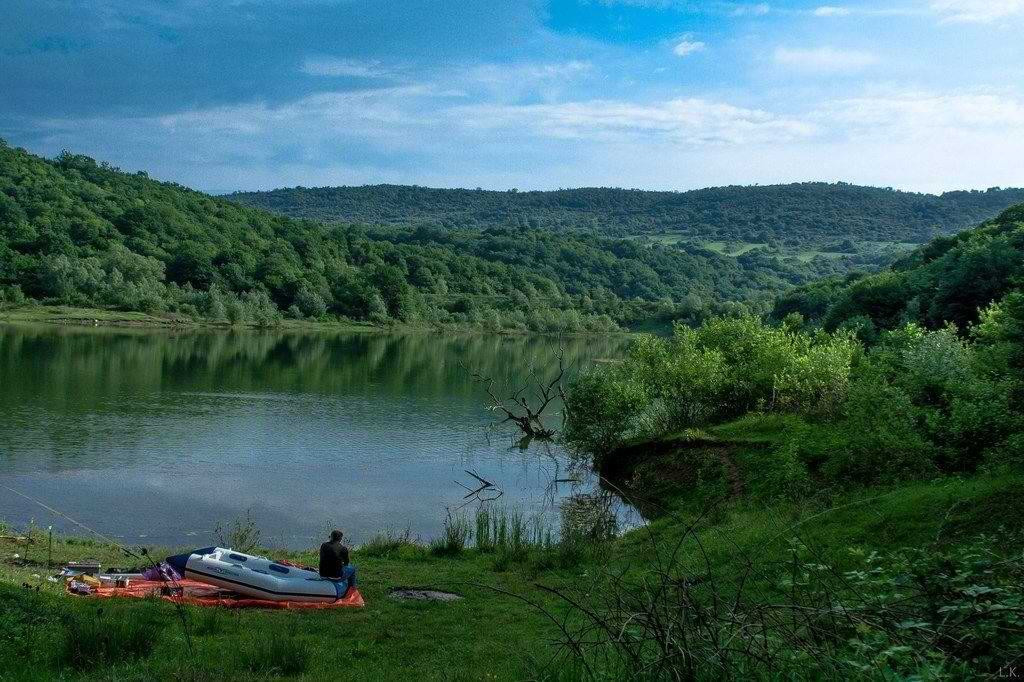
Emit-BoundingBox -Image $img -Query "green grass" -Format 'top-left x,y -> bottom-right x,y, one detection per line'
4,418 -> 1023,679
701,240 -> 768,256
0,533 -> 574,680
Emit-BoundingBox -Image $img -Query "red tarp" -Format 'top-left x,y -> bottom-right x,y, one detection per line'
67,578 -> 365,609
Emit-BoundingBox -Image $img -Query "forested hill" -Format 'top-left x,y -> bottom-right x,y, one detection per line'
0,141 -> 842,331
226,183 -> 1024,244
773,203 -> 1024,340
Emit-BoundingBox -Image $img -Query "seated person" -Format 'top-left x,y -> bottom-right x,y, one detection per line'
319,529 -> 355,586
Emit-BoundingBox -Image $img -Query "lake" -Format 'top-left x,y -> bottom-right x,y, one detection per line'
0,324 -> 633,550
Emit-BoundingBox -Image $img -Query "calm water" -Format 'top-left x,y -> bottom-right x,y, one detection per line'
0,324 -> 631,549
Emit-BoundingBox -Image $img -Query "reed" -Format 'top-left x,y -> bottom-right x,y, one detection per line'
429,511 -> 471,556
358,527 -> 419,558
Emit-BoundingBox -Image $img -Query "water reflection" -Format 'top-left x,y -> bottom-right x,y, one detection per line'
0,324 -> 634,549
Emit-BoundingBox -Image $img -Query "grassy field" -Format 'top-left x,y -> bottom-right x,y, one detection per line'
0,529 -> 574,680
3,416 -> 1022,679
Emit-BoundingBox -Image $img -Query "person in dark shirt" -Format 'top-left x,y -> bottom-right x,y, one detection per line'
319,529 -> 350,579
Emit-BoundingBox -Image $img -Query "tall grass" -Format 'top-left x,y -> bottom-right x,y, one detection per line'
60,606 -> 162,671
429,512 -> 471,556
474,507 -> 530,554
528,509 -> 1024,680
471,506 -> 595,571
229,634 -> 311,676
359,527 -> 419,558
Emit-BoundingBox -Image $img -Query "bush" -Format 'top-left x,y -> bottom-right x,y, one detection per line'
565,317 -> 858,456
0,284 -> 26,305
820,379 -> 932,485
213,509 -> 262,553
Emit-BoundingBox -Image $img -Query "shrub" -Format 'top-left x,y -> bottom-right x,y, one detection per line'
213,509 -> 262,553
295,287 -> 328,318
565,317 -> 858,456
821,379 -> 932,484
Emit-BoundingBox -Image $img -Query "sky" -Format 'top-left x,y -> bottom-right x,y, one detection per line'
2,0 -> 1023,194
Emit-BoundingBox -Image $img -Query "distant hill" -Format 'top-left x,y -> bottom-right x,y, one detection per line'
773,203 -> 1024,337
226,183 -> 1024,246
0,141 -> 846,331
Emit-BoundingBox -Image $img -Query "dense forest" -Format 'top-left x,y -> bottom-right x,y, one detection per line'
0,141 -> 850,331
227,182 -> 1024,245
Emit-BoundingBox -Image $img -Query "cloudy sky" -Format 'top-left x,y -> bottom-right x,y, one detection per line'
2,0 -> 1023,193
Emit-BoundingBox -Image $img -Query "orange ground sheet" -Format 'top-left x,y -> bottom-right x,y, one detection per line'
67,578 -> 365,609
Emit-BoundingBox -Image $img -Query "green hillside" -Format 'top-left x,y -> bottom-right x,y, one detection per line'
774,203 -> 1024,340
0,141 -> 843,331
226,182 -> 1024,245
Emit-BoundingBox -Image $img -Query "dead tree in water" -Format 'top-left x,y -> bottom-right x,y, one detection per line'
463,344 -> 573,442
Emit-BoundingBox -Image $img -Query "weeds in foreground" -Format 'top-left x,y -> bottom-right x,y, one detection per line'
228,633 -> 312,677
60,606 -> 163,671
193,608 -> 230,637
531,516 -> 1024,680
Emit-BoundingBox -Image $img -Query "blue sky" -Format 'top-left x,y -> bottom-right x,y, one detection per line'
2,0 -> 1023,193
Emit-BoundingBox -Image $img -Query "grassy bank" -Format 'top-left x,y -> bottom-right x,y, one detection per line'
0,304 -> 384,333
4,419 -> 1023,679
0,304 -> 642,336
0,528 -> 572,680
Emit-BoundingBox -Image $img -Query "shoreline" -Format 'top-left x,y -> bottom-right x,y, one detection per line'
0,304 -> 638,337
0,304 -> 385,334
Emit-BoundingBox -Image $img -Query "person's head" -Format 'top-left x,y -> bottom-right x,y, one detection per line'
329,529 -> 344,543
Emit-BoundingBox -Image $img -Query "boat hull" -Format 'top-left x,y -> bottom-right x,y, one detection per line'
165,547 -> 346,603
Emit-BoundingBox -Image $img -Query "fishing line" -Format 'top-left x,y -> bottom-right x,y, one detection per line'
2,485 -> 139,558
1,483 -> 198,667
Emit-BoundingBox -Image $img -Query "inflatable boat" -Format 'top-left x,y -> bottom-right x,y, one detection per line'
165,547 -> 351,603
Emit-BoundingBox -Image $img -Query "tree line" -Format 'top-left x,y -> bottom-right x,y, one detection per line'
0,141 -> 846,331
227,181 -> 1024,245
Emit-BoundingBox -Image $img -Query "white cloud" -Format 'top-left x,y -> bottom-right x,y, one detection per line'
460,60 -> 592,85
821,91 -> 1024,134
773,46 -> 879,74
731,3 -> 771,17
301,57 -> 393,78
813,6 -> 851,16
451,61 -> 592,104
672,39 -> 706,57
453,97 -> 817,145
930,0 -> 1024,23
152,85 -> 443,137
